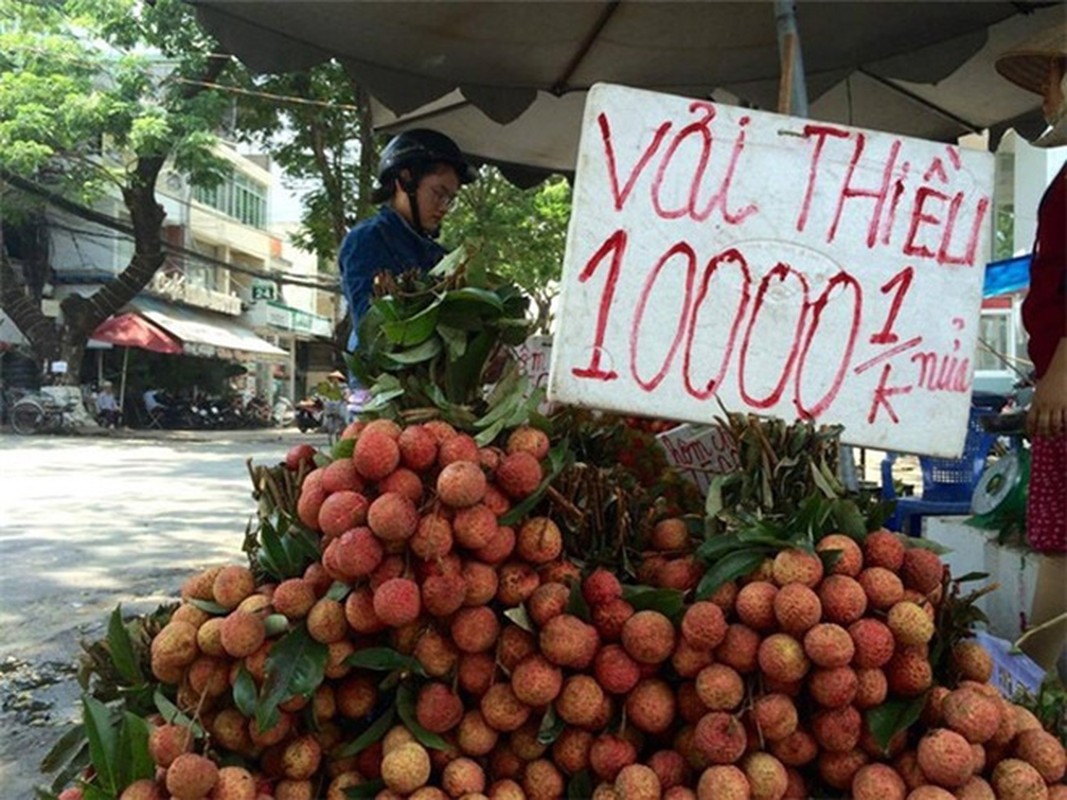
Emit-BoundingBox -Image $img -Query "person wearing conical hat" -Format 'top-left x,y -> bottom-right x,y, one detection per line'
995,22 -> 1066,678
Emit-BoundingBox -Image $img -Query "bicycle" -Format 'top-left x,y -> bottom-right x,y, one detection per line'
10,391 -> 82,435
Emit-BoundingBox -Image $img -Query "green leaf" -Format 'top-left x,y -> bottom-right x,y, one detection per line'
345,778 -> 386,799
344,647 -> 425,675
397,683 -> 450,750
233,667 -> 258,718
694,548 -> 768,600
437,324 -> 468,360
153,689 -> 205,736
952,571 -> 990,584
335,707 -> 396,759
696,534 -> 743,563
326,581 -> 352,601
255,624 -> 328,733
503,606 -> 535,633
830,499 -> 868,539
817,548 -> 844,574
565,577 -> 592,622
381,298 -> 442,346
39,723 -> 85,774
81,695 -> 117,794
567,770 -> 594,800
186,598 -> 229,615
383,336 -> 443,365
809,461 -> 839,499
428,243 -> 471,277
499,440 -> 572,527
904,537 -> 951,556
622,586 -> 685,617
106,605 -> 143,686
537,705 -> 564,745
866,694 -> 927,753
332,438 -> 355,459
116,712 -> 153,787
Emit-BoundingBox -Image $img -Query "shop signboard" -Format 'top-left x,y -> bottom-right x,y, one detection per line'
656,423 -> 742,494
549,84 -> 994,457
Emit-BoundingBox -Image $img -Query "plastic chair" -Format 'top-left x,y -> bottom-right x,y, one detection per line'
881,396 -> 1005,535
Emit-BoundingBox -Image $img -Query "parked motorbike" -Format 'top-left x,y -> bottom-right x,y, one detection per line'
295,397 -> 325,432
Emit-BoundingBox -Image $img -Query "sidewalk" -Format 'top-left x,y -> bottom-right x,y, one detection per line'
0,422 -> 332,447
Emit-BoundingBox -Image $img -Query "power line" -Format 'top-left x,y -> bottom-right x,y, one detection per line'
1,169 -> 341,294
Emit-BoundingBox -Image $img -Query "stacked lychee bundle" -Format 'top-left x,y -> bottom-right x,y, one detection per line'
119,418 -> 1066,800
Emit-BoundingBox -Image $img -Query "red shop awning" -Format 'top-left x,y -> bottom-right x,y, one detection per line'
89,313 -> 183,355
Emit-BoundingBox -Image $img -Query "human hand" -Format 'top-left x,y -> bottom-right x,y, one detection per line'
1027,337 -> 1067,438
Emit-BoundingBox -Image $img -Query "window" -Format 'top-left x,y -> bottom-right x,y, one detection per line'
976,311 -> 1011,372
193,169 -> 267,229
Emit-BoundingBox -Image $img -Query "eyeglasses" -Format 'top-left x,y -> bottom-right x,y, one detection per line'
427,185 -> 458,210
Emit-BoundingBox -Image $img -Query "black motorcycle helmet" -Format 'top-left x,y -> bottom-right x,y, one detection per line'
373,129 -> 476,236
377,129 -> 477,190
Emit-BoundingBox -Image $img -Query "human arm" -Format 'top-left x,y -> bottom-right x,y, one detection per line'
1028,336 -> 1067,438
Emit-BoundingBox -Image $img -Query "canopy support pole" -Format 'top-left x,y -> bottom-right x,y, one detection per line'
775,0 -> 809,117
118,347 -> 129,414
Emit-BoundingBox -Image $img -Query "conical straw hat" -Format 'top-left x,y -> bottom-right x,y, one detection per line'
995,22 -> 1067,95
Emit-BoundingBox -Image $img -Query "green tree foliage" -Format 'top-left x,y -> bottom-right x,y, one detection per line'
0,0 -> 233,380
231,62 -> 377,263
442,167 -> 571,332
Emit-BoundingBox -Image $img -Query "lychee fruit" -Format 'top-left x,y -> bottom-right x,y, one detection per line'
772,548 -> 824,588
742,751 -> 788,800
1013,728 -> 1066,783
496,451 -> 544,499
165,753 -> 218,800
696,765 -> 750,800
735,581 -> 778,631
398,424 -> 438,471
353,429 -> 401,480
512,654 -> 563,707
615,763 -> 661,800
317,490 -> 370,539
695,664 -> 744,711
941,687 -> 1001,744
436,460 -> 487,508
887,601 -> 935,646
649,517 -> 689,551
621,610 -> 676,664
858,566 -> 905,610
148,723 -> 193,768
818,574 -> 869,625
480,682 -> 531,732
527,581 -> 570,627
917,728 -> 974,788
453,503 -> 499,550
557,674 -> 606,727
848,618 -> 896,669
593,643 -> 642,695
381,742 -> 432,794
625,678 -> 676,734
324,527 -> 383,581
803,622 -> 855,668
751,693 -> 799,743
816,533 -> 864,577
812,705 -> 862,753
714,623 -> 761,674
212,565 -> 256,610
950,640 -> 993,683
991,758 -> 1050,800
808,666 -> 859,708
442,756 -> 486,797
516,517 -> 563,564
220,610 -> 266,658
773,582 -> 822,635
539,613 -> 599,669
886,645 -> 933,697
271,578 -> 317,619
694,712 -> 747,764
863,529 -> 906,570
451,605 -> 500,653
901,548 -> 944,594
583,569 -> 624,607
506,426 -> 550,459
372,577 -> 421,627
416,682 -> 464,733
367,492 -> 419,542
321,457 -> 363,493
680,601 -> 728,649
758,633 -> 810,683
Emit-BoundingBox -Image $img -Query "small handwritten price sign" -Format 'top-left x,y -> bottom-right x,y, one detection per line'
548,84 -> 993,457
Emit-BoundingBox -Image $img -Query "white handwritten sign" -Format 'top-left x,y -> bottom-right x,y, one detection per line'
548,84 -> 993,457
656,423 -> 742,493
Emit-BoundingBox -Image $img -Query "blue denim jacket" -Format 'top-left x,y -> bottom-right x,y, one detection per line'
338,205 -> 447,351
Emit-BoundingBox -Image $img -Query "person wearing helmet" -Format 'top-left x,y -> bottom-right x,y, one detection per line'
338,128 -> 476,356
995,24 -> 1066,679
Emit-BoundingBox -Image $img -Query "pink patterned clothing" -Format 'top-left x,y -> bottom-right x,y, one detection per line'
1028,432 -> 1067,553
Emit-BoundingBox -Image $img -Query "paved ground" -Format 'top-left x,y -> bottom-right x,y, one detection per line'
0,425 -> 329,798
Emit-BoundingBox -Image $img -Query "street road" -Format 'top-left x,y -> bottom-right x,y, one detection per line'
0,427 -> 328,798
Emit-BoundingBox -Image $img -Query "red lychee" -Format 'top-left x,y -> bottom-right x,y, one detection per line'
864,529 -> 906,570
436,460 -> 487,508
398,424 -> 438,471
496,451 -> 544,499
621,610 -> 676,664
694,712 -> 748,764
816,533 -> 864,577
901,548 -> 944,594
372,577 -> 421,627
680,601 -> 728,649
353,430 -> 401,480
317,490 -> 370,540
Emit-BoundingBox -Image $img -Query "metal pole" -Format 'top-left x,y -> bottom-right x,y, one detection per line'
774,0 -> 809,117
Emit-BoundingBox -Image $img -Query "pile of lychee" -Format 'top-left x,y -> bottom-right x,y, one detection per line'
91,419 -> 1066,800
